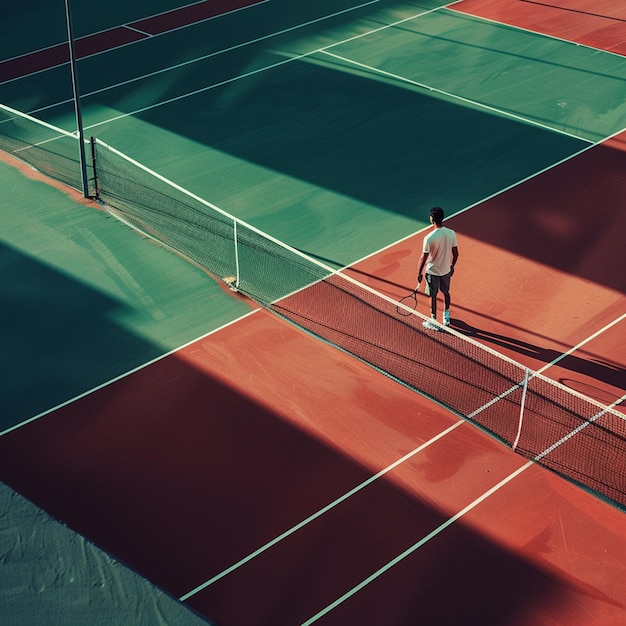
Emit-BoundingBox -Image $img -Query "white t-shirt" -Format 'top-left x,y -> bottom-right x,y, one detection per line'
422,226 -> 457,276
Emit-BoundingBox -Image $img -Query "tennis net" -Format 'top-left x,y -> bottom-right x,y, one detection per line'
0,103 -> 93,193
2,104 -> 625,510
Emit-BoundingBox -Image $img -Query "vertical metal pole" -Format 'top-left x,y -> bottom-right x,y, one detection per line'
90,136 -> 99,200
234,219 -> 240,289
64,0 -> 89,197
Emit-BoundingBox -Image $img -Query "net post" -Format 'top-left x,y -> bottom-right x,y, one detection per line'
234,219 -> 240,289
64,0 -> 89,198
90,136 -> 99,200
512,368 -> 530,452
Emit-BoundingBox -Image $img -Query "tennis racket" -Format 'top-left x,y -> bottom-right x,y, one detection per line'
396,283 -> 420,316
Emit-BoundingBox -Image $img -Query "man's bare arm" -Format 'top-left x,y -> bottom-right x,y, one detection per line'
451,246 -> 459,273
417,251 -> 429,283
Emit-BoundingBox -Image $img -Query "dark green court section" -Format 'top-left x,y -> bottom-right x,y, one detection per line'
0,0 -> 202,59
0,160 -> 251,430
327,10 -> 626,142
89,64 -> 588,268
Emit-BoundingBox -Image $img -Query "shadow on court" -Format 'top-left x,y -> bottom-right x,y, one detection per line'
453,319 -> 625,395
0,241 -> 164,431
0,336 -> 583,625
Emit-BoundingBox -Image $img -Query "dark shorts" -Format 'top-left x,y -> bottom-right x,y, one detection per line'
425,272 -> 451,297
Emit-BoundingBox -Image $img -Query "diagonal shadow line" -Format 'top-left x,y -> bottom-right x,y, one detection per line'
518,0 -> 626,23
451,319 -> 625,393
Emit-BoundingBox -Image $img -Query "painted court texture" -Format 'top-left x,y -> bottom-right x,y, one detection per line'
1,1 -> 625,624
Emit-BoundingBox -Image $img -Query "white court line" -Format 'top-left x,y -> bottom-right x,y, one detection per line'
124,26 -> 153,38
319,49 -> 591,143
179,420 -> 465,601
28,1 -> 455,122
0,0 -> 271,76
536,313 -> 626,376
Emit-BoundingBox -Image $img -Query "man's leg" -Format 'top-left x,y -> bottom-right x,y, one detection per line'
441,273 -> 451,326
423,275 -> 440,329
427,274 -> 439,319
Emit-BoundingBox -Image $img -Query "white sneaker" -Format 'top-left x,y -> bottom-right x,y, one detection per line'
443,311 -> 451,326
422,319 -> 440,331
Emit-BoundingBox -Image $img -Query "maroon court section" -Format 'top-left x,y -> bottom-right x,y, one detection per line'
0,29 -> 146,82
0,305 -> 625,624
452,0 -> 626,56
0,0 -> 263,82
130,0 -> 266,34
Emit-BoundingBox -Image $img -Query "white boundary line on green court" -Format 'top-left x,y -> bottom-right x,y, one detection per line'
319,48 -> 591,143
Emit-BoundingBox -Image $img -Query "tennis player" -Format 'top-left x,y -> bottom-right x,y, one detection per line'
417,206 -> 458,329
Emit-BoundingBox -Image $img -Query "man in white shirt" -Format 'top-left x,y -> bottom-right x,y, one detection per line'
417,207 -> 458,329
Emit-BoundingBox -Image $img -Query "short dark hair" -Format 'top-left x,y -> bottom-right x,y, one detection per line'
430,206 -> 444,226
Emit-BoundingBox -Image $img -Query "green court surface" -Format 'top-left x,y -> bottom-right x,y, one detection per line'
5,3 -> 623,268
2,0 -> 625,427
0,159 -> 251,431
0,0 -> 197,59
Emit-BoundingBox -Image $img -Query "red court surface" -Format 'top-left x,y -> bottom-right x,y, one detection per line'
0,309 -> 625,625
0,135 -> 625,623
453,0 -> 626,56
350,133 -> 626,411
